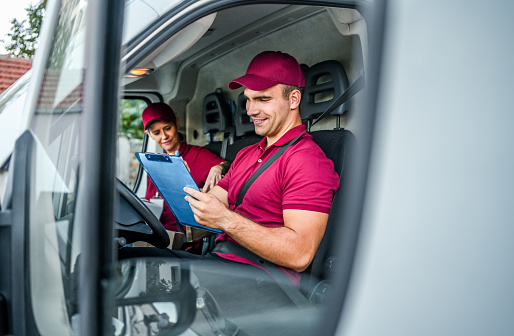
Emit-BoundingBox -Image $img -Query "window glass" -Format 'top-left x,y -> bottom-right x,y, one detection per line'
27,0 -> 88,333
117,98 -> 147,188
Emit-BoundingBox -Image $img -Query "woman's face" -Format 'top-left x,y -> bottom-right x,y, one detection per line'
146,119 -> 181,153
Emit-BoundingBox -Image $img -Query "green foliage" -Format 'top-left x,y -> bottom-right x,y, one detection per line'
3,0 -> 47,58
119,99 -> 147,139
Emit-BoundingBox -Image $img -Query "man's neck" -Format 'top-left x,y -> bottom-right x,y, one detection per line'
265,121 -> 302,149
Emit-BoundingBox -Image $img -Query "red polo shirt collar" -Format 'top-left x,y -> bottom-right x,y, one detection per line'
256,124 -> 306,152
178,141 -> 188,155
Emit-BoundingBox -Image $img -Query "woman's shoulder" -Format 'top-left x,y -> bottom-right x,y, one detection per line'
183,143 -> 220,158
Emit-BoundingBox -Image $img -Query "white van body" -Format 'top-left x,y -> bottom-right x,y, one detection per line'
0,0 -> 512,335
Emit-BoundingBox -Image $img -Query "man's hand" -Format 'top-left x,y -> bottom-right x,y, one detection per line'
184,187 -> 232,230
202,164 -> 223,192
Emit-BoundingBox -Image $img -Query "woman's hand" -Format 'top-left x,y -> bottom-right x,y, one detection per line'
202,161 -> 229,192
183,160 -> 191,172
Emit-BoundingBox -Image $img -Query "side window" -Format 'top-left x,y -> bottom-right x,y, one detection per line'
117,98 -> 147,188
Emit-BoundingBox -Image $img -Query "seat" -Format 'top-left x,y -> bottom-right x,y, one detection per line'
303,130 -> 355,283
202,90 -> 233,158
298,60 -> 358,301
224,92 -> 262,162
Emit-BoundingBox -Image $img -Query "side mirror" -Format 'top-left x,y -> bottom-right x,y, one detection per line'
114,258 -> 196,336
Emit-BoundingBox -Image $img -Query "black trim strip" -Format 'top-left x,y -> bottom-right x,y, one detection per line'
79,0 -> 125,334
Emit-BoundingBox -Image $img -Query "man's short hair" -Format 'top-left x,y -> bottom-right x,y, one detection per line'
281,85 -> 303,100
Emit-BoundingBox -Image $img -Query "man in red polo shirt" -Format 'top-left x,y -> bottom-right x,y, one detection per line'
184,51 -> 340,286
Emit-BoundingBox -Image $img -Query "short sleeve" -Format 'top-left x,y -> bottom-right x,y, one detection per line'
281,147 -> 339,214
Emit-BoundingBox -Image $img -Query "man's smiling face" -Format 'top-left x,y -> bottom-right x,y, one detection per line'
244,84 -> 298,145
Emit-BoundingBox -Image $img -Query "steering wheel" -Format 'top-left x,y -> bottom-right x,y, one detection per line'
115,178 -> 170,248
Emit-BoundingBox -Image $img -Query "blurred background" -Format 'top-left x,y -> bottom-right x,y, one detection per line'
0,0 -> 45,94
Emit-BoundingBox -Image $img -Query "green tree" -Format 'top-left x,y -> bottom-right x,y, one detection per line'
119,99 -> 147,139
3,0 -> 47,58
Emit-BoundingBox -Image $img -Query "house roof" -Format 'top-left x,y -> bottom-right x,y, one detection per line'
0,55 -> 32,94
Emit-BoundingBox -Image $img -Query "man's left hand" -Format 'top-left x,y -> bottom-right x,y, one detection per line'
184,187 -> 232,230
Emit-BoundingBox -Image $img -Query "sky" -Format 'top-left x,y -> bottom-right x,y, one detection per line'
0,0 -> 38,55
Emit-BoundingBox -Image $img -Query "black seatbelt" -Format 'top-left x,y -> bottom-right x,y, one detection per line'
220,126 -> 235,159
213,241 -> 311,307
235,131 -> 305,209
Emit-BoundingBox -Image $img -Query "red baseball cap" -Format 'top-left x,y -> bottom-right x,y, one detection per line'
142,103 -> 177,130
228,51 -> 305,91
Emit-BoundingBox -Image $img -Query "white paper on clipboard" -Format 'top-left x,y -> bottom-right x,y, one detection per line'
141,198 -> 164,219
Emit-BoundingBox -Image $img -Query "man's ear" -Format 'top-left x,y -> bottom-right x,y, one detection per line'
289,89 -> 301,110
144,129 -> 150,136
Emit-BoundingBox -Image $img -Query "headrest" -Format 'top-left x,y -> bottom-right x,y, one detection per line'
202,91 -> 231,134
300,60 -> 350,121
235,92 -> 256,137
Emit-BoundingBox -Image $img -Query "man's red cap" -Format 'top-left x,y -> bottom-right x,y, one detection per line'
142,102 -> 177,130
228,51 -> 305,91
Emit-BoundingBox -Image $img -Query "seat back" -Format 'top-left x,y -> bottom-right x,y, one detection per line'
202,90 -> 233,157
307,129 -> 355,280
224,92 -> 262,162
234,92 -> 255,137
299,60 -> 357,297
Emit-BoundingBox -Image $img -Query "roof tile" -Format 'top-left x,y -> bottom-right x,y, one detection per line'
0,55 -> 32,94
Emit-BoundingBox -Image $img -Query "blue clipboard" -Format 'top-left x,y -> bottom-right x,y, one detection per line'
135,152 -> 223,234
